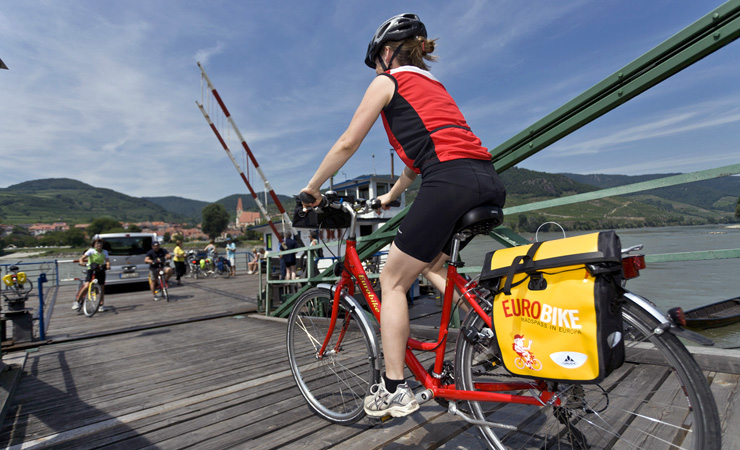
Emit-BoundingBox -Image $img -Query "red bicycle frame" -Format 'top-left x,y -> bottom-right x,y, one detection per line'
317,236 -> 558,407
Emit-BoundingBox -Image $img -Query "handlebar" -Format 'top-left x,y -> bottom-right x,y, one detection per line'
299,191 -> 401,213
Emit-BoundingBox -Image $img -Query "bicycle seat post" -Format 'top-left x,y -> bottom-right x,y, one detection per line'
448,232 -> 468,268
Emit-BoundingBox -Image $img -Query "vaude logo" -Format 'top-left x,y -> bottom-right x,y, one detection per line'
550,351 -> 588,369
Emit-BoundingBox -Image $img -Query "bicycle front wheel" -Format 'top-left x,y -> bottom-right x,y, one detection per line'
286,287 -> 379,425
83,284 -> 102,317
455,299 -> 721,449
161,278 -> 170,302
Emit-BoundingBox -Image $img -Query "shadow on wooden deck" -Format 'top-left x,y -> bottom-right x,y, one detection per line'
0,274 -> 738,449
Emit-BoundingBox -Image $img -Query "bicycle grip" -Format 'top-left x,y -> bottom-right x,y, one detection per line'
370,199 -> 401,210
298,192 -> 316,204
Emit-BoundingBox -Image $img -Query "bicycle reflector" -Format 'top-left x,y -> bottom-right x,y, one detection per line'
621,254 -> 646,279
668,307 -> 687,327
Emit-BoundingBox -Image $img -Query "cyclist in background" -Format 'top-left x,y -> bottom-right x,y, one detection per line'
145,241 -> 173,301
73,238 -> 111,312
300,13 -> 506,418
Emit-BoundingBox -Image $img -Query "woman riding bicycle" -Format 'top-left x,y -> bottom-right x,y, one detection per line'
73,238 -> 111,312
300,13 -> 506,418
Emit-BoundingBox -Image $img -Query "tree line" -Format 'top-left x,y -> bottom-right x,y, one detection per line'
1,203 -> 235,254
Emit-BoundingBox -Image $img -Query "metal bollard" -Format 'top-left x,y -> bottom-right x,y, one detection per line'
37,273 -> 48,341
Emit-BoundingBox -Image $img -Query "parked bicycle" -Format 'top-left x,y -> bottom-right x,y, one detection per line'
74,263 -> 106,317
287,191 -> 721,450
187,250 -> 202,279
213,256 -> 232,278
2,263 -> 33,302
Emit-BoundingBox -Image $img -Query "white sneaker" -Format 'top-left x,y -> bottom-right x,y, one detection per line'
98,305 -> 108,312
72,302 -> 81,311
363,379 -> 419,418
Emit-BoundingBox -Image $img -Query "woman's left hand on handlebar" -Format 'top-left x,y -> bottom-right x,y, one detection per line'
375,192 -> 396,210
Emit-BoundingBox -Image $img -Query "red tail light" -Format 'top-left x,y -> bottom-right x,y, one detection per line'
668,307 -> 687,327
622,255 -> 646,279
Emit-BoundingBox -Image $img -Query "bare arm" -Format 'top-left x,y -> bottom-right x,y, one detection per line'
377,167 -> 417,207
301,75 -> 395,205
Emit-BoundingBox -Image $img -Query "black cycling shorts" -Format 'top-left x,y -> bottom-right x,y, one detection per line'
394,159 -> 506,263
85,268 -> 106,285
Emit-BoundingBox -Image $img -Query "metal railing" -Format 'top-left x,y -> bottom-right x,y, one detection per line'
1,260 -> 60,342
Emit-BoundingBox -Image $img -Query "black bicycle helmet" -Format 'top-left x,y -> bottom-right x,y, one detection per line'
365,13 -> 427,69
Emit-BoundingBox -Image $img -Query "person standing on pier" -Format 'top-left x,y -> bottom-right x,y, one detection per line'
226,237 -> 237,277
173,240 -> 186,285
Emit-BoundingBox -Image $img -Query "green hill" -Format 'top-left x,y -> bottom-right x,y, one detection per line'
0,178 -> 186,225
1,173 -> 736,231
142,196 -> 209,224
497,168 -> 738,231
144,192 -> 295,224
561,173 -> 740,210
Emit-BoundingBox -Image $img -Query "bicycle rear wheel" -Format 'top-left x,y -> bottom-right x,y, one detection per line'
286,287 -> 379,425
455,299 -> 721,450
83,283 -> 102,317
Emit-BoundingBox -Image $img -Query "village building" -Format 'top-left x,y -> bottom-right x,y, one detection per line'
234,198 -> 262,229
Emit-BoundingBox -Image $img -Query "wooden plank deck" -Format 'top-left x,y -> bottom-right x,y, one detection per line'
0,273 -> 738,449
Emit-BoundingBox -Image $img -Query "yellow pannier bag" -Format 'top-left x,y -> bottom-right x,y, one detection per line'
479,231 -> 625,383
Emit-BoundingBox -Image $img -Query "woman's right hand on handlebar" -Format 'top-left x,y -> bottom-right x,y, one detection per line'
299,187 -> 322,207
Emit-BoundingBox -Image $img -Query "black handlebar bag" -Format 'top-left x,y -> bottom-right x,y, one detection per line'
479,231 -> 625,383
292,199 -> 352,229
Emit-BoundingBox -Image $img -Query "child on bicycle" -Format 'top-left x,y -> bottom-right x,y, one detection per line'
73,238 -> 111,312
301,13 -> 506,418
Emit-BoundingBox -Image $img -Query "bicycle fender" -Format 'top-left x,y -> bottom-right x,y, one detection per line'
622,291 -> 669,326
318,283 -> 382,374
623,291 -> 714,346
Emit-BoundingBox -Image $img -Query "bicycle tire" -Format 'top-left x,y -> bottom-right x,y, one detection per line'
83,283 -> 102,317
455,299 -> 721,449
161,277 -> 170,302
286,287 -> 379,425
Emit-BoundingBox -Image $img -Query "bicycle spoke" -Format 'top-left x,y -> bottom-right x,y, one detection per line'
455,301 -> 720,449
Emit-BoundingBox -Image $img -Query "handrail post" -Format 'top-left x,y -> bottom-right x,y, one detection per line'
37,273 -> 48,341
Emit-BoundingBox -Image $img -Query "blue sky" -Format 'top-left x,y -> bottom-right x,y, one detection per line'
1,1 -> 738,202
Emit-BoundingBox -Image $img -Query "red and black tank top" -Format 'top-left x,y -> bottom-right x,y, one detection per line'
380,66 -> 491,174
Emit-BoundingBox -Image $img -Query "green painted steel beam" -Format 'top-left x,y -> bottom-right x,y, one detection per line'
504,163 -> 740,214
646,248 -> 740,263
490,1 -> 740,172
489,226 -> 530,247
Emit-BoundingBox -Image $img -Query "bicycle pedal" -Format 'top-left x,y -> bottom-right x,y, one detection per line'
367,414 -> 394,425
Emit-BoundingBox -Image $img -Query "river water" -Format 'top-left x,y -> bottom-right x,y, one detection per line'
460,224 -> 740,349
